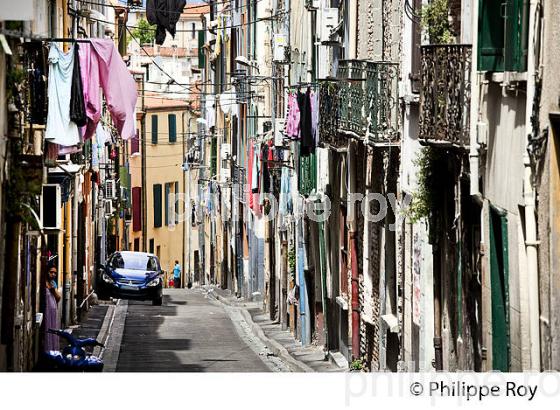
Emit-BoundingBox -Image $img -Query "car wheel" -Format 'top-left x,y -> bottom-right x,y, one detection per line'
152,296 -> 163,306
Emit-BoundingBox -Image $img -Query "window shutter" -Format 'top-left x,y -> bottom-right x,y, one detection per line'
198,30 -> 206,69
168,114 -> 177,143
175,181 -> 179,224
165,183 -> 170,226
211,136 -> 217,177
504,0 -> 528,72
477,0 -> 505,72
132,187 -> 142,232
151,115 -> 158,144
131,129 -> 140,154
153,184 -> 162,228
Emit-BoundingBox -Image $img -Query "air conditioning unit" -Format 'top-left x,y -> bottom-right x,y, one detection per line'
120,186 -> 128,201
273,33 -> 288,63
305,0 -> 320,10
104,199 -> 114,216
320,8 -> 339,43
105,179 -> 116,199
40,184 -> 62,230
274,118 -> 285,146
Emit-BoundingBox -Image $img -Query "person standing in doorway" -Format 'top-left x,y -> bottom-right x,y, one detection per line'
44,264 -> 61,351
173,260 -> 181,288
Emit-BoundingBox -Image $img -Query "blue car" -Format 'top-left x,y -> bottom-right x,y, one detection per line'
97,251 -> 164,306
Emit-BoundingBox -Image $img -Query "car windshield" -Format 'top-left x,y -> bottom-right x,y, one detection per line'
111,253 -> 158,271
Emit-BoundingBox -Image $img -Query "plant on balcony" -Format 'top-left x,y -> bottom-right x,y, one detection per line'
350,358 -> 365,371
407,147 -> 446,228
421,0 -> 454,44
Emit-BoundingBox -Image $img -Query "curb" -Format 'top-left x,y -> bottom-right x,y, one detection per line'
93,304 -> 115,357
208,291 -> 314,373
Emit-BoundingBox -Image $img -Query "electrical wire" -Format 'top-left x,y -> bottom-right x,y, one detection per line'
83,8 -> 285,31
77,0 -> 270,15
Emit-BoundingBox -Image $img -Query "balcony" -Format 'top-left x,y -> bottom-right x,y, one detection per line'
337,60 -> 400,145
418,45 -> 472,148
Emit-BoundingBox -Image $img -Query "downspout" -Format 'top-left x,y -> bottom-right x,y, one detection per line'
72,174 -> 79,324
524,0 -> 541,372
182,112 -> 188,288
348,0 -> 358,59
348,143 -> 360,359
140,68 -> 147,252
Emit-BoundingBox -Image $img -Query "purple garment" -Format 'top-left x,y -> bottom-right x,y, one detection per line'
43,288 -> 60,352
79,39 -> 137,140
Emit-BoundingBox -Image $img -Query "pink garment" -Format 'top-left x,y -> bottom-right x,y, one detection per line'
247,141 -> 254,209
285,93 -> 300,138
79,39 -> 137,140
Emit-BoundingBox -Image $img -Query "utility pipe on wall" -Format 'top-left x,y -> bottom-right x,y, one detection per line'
524,0 -> 541,372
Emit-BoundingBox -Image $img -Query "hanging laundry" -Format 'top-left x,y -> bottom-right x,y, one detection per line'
45,43 -> 80,147
247,140 -> 254,209
205,95 -> 216,128
278,166 -> 292,216
79,39 -> 138,140
311,91 -> 319,146
285,93 -> 300,139
24,42 -> 47,125
70,43 -> 87,127
146,0 -> 187,45
300,88 -> 314,156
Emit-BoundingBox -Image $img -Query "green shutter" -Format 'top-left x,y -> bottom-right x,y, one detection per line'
175,181 -> 179,224
153,184 -> 162,228
151,115 -> 158,144
299,152 -> 317,196
168,114 -> 177,143
165,183 -> 170,226
489,207 -> 510,371
198,30 -> 206,69
211,136 -> 217,177
478,0 -> 505,72
119,165 -> 131,207
504,0 -> 528,72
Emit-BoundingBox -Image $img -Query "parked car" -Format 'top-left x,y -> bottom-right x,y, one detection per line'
97,251 -> 164,306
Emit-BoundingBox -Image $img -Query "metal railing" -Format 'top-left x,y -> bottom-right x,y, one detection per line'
418,45 -> 472,148
336,60 -> 400,144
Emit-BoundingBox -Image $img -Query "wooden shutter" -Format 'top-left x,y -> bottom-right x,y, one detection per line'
489,207 -> 510,371
165,183 -> 170,226
168,114 -> 177,143
132,187 -> 142,232
175,181 -> 179,224
151,115 -> 158,144
198,30 -> 206,69
153,184 -> 162,228
477,0 -> 505,72
410,0 -> 422,93
504,0 -> 528,72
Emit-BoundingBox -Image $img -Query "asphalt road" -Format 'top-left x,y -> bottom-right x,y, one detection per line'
114,289 -> 271,372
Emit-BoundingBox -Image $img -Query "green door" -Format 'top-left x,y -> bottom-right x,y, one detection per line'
489,207 -> 510,371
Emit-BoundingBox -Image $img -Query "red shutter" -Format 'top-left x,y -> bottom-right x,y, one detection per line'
131,129 -> 140,154
132,186 -> 142,232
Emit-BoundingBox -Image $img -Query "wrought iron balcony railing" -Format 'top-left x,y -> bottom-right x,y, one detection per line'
336,60 -> 400,144
418,45 -> 472,148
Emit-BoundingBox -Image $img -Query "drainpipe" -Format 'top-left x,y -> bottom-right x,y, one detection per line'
72,174 -> 79,324
524,0 -> 540,371
348,143 -> 360,359
433,244 -> 443,370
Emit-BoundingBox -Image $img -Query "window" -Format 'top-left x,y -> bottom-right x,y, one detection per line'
153,183 -> 162,228
149,239 -> 154,254
191,23 -> 196,39
168,114 -> 177,143
151,114 -> 158,144
132,186 -> 142,232
134,238 -> 140,252
478,0 -> 528,72
131,129 -> 140,154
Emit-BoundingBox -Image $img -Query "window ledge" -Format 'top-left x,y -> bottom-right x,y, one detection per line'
488,71 -> 527,84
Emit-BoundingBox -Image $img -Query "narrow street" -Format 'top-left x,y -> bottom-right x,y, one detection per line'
106,289 -> 272,372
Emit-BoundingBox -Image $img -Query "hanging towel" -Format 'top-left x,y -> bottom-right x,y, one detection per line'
70,43 -> 87,127
79,39 -> 138,140
45,43 -> 80,147
146,0 -> 187,45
